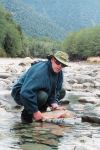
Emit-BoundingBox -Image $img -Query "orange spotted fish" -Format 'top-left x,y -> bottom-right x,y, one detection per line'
42,109 -> 75,121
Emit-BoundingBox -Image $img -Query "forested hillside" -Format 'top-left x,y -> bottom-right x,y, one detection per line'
1,0 -> 100,41
0,0 -> 67,41
22,0 -> 100,32
0,0 -> 100,59
0,4 -> 64,58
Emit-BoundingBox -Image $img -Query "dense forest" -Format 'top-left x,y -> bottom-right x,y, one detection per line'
22,0 -> 100,33
0,0 -> 67,41
0,4 -> 63,57
0,0 -> 100,41
63,25 -> 100,60
0,1 -> 100,60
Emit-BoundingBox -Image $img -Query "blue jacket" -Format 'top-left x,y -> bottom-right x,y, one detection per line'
11,60 -> 63,114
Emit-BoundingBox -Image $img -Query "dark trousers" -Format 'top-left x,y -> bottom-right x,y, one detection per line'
21,88 -> 66,123
37,88 -> 66,112
16,88 -> 66,111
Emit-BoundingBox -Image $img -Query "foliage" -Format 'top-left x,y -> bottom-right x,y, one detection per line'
0,0 -> 67,41
29,37 -> 63,58
21,0 -> 100,33
0,4 -> 29,57
63,25 -> 100,60
0,4 -> 63,58
1,2 -> 100,60
1,0 -> 100,42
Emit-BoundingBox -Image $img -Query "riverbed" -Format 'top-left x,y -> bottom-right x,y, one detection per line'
0,58 -> 100,150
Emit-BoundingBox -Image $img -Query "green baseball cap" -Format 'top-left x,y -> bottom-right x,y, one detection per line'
47,51 -> 69,67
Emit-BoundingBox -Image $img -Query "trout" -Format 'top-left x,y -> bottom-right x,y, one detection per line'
42,109 -> 75,121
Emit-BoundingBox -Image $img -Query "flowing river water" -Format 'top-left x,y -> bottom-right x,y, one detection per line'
0,58 -> 100,150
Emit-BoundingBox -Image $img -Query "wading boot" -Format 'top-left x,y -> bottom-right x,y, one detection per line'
21,109 -> 33,124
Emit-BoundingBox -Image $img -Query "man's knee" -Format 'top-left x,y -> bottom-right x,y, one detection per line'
58,88 -> 66,100
37,90 -> 48,107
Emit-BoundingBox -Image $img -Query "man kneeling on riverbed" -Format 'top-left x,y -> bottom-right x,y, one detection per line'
11,51 -> 69,123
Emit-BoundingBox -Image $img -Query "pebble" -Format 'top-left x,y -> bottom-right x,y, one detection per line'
1,58 -> 100,150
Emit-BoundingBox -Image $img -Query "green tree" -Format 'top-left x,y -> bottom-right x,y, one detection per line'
63,25 -> 100,60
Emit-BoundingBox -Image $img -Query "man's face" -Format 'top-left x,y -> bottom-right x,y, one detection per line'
51,57 -> 64,73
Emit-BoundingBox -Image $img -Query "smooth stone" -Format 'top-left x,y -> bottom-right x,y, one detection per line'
6,67 -> 18,73
41,139 -> 58,147
19,57 -> 33,66
78,97 -> 100,104
64,117 -> 81,126
0,73 -> 11,79
20,143 -> 52,150
82,115 -> 100,124
0,90 -> 17,107
77,77 -> 94,84
58,99 -> 69,105
83,82 -> 94,88
72,146 -> 87,150
45,119 -> 52,123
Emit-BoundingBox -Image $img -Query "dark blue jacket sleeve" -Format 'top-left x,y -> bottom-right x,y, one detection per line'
20,76 -> 46,114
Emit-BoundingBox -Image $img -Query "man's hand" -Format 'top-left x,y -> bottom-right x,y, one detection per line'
33,111 -> 43,121
51,103 -> 66,110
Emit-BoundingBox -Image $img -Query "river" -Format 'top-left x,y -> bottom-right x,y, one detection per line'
0,58 -> 100,150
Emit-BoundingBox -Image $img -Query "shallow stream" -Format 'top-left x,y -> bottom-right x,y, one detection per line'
0,58 -> 100,150
0,93 -> 100,150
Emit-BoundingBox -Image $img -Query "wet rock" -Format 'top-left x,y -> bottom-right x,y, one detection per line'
19,57 -> 33,66
89,72 -> 97,77
83,82 -> 94,88
84,103 -> 95,111
67,79 -> 78,84
78,97 -> 100,104
52,118 -> 65,125
45,119 -> 52,123
94,81 -> 100,89
73,146 -> 87,150
96,93 -> 100,97
64,117 -> 81,126
0,90 -> 17,107
82,115 -> 100,124
72,83 -> 83,89
6,67 -> 18,73
20,143 -> 52,150
41,139 -> 58,147
93,106 -> 100,116
63,78 -> 72,91
77,77 -> 94,84
0,79 -> 11,84
0,73 -> 11,79
52,118 -> 58,125
58,99 -> 69,105
51,130 -> 64,136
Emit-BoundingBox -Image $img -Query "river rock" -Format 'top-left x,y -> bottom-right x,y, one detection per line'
6,67 -> 18,73
19,57 -> 33,66
0,90 -> 18,108
73,146 -> 87,150
63,78 -> 72,91
58,99 -> 69,105
41,139 -> 58,147
20,143 -> 52,150
72,83 -> 83,89
83,82 -> 94,88
77,77 -> 94,84
94,81 -> 100,89
64,117 -> 81,126
78,97 -> 100,104
82,115 -> 100,124
0,73 -> 11,79
93,106 -> 100,116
